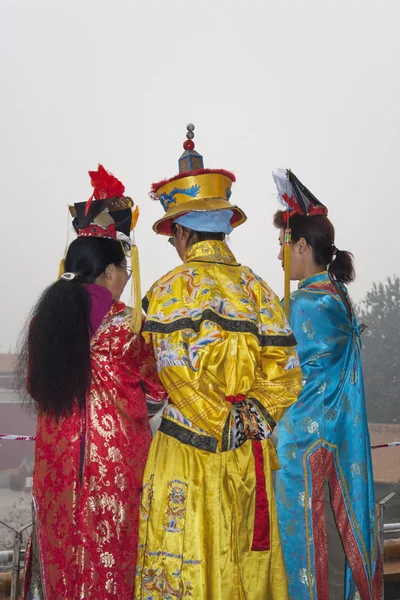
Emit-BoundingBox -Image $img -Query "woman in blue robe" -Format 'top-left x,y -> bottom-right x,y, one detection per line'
272,169 -> 383,600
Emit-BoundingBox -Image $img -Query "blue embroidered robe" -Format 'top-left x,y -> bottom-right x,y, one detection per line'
276,272 -> 382,600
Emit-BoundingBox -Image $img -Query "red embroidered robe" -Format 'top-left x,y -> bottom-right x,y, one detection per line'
24,302 -> 165,600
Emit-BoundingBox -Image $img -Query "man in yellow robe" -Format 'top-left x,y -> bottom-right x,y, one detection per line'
135,125 -> 302,600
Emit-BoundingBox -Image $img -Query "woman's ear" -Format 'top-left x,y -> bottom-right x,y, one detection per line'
297,237 -> 308,255
104,264 -> 114,279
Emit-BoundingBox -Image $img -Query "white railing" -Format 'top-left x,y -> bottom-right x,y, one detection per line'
0,520 -> 31,600
377,492 -> 400,558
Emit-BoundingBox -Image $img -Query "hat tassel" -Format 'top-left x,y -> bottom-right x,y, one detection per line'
58,258 -> 66,279
283,225 -> 291,318
130,243 -> 142,333
57,206 -> 71,280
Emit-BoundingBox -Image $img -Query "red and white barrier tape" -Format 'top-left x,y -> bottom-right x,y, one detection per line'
0,434 -> 36,441
1,434 -> 400,448
370,441 -> 400,449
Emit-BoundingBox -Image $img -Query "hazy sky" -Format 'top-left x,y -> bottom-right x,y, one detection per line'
1,0 -> 399,350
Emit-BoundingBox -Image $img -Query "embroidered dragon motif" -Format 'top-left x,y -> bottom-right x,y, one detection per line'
158,184 -> 200,210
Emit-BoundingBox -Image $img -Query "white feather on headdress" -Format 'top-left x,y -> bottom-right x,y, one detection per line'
272,168 -> 293,210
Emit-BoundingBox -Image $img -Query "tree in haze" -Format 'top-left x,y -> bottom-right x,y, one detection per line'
357,276 -> 400,424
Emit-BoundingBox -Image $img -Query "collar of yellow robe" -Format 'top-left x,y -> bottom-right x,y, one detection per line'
184,240 -> 240,267
143,237 -> 296,348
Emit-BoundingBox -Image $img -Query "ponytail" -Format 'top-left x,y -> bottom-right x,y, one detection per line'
15,236 -> 126,417
273,211 -> 356,285
328,248 -> 355,284
15,279 -> 91,418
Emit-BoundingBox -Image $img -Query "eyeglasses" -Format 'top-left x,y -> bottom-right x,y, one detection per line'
118,265 -> 132,280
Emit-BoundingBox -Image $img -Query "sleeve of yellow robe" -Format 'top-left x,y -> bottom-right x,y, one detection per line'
247,342 -> 303,427
152,321 -> 302,449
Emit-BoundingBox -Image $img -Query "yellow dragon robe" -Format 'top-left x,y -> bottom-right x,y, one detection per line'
135,240 -> 302,600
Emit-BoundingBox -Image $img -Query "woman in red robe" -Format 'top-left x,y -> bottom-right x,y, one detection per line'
17,166 -> 165,600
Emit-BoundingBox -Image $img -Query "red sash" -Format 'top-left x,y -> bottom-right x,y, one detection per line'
226,395 -> 270,551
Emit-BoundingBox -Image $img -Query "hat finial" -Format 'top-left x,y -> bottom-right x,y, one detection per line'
183,123 -> 195,150
179,123 -> 204,173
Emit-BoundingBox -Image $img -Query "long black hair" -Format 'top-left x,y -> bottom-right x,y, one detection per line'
273,212 -> 355,284
15,236 -> 126,418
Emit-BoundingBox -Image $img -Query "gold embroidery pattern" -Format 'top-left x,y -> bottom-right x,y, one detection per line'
141,475 -> 154,521
164,480 -> 188,533
141,567 -> 182,598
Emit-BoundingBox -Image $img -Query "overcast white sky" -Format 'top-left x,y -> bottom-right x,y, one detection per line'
1,0 -> 399,350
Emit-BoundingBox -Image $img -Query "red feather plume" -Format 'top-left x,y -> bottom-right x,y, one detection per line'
85,164 -> 125,216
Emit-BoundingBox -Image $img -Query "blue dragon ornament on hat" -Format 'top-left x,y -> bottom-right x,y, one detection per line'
149,124 -> 247,236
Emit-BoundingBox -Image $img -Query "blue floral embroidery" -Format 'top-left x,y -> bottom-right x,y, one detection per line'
154,338 -> 192,372
188,329 -> 222,370
163,297 -> 179,308
350,461 -> 368,482
137,547 -> 201,565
